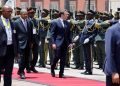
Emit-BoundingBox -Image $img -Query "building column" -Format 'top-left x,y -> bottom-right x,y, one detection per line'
64,0 -> 69,10
97,0 -> 106,12
77,0 -> 85,11
43,0 -> 50,9
31,0 -> 35,7
15,0 -> 21,7
60,0 -> 65,10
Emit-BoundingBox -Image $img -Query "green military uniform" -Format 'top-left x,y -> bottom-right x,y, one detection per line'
38,9 -> 50,67
71,11 -> 85,69
95,18 -> 110,69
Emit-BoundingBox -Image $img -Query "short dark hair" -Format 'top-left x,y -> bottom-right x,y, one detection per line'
59,10 -> 68,17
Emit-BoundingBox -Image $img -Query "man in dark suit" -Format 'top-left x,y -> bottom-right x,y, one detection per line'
50,10 -> 73,78
104,22 -> 120,86
0,5 -> 17,86
14,9 -> 32,79
27,7 -> 39,73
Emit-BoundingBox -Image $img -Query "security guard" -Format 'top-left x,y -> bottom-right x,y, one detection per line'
27,7 -> 39,73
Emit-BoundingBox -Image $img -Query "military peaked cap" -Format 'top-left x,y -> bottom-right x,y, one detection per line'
15,7 -> 21,11
27,7 -> 36,12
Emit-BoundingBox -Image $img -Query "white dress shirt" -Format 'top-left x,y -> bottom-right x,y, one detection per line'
20,17 -> 27,31
60,18 -> 64,27
1,16 -> 12,45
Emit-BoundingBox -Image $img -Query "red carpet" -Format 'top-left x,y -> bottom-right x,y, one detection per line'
12,68 -> 105,86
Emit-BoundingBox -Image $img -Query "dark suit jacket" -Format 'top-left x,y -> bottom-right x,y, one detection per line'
0,17 -> 17,57
29,18 -> 39,45
14,18 -> 32,51
104,23 -> 120,76
50,18 -> 71,47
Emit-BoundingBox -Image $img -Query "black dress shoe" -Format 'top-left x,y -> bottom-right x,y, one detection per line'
31,68 -> 38,73
81,71 -> 92,75
17,71 -> 20,75
65,64 -> 70,68
59,74 -> 64,78
38,64 -> 46,68
26,69 -> 31,73
0,69 -> 4,74
51,70 -> 55,77
72,66 -> 80,69
20,73 -> 25,79
78,67 -> 84,70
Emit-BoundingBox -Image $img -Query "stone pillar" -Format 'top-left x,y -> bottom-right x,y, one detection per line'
60,0 -> 65,10
43,0 -> 50,9
97,0 -> 106,12
77,0 -> 85,11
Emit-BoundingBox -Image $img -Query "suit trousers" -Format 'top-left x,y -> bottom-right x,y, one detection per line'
18,44 -> 30,73
51,43 -> 67,74
106,76 -> 120,86
0,45 -> 14,86
30,42 -> 38,68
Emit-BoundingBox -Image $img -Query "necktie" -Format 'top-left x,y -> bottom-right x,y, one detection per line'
23,20 -> 27,31
61,20 -> 64,28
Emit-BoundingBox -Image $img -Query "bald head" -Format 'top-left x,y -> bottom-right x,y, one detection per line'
2,5 -> 12,11
2,5 -> 13,19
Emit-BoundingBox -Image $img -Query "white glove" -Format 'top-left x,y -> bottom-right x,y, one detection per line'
48,19 -> 51,23
73,35 -> 79,42
84,38 -> 89,44
74,21 -> 78,24
39,41 -> 41,46
45,38 -> 49,43
94,44 -> 97,47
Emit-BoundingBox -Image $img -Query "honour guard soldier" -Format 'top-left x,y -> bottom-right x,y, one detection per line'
38,9 -> 50,67
94,13 -> 105,69
12,7 -> 21,21
80,10 -> 98,75
72,11 -> 85,69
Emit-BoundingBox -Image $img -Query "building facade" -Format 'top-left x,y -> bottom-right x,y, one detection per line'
2,0 -> 106,12
108,0 -> 120,13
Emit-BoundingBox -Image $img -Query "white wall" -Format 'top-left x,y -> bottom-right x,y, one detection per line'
109,0 -> 120,13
